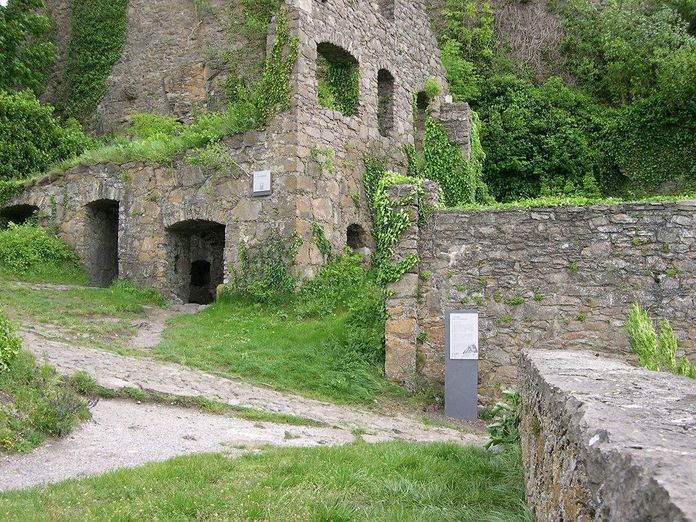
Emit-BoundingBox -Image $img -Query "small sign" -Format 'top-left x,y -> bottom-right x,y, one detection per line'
252,170 -> 272,196
449,312 -> 479,360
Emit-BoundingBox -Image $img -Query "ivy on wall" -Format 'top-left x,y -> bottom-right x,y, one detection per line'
59,0 -> 128,122
0,180 -> 24,209
406,115 -> 490,207
363,158 -> 429,283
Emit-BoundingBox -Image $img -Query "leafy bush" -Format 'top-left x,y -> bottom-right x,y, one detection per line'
226,230 -> 302,302
0,350 -> 90,452
0,307 -> 22,372
625,303 -> 695,378
0,223 -> 84,278
0,0 -> 57,94
0,90 -> 92,180
485,389 -> 521,449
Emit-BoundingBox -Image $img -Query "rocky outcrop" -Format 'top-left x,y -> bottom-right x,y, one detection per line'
518,349 -> 696,521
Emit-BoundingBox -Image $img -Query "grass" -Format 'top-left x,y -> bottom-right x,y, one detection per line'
0,276 -> 165,351
450,193 -> 696,212
153,296 -> 398,406
0,351 -> 90,453
0,442 -> 530,521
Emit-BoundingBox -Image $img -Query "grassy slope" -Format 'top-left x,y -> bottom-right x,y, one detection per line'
0,351 -> 90,453
0,442 -> 530,521
153,297 -> 403,406
0,277 -> 165,351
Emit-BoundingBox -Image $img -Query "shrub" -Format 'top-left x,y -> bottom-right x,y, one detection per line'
0,90 -> 92,180
485,389 -> 521,449
625,303 -> 695,378
0,223 -> 82,275
226,230 -> 302,302
0,308 -> 22,372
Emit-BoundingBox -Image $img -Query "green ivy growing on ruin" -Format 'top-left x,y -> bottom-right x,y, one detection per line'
406,114 -> 490,207
60,0 -> 128,122
363,157 -> 427,284
311,223 -> 334,262
0,181 -> 24,210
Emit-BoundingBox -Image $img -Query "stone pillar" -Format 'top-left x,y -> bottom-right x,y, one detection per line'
384,180 -> 440,388
435,102 -> 472,160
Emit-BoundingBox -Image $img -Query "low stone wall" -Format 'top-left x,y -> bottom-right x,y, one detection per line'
383,189 -> 696,399
518,349 -> 696,521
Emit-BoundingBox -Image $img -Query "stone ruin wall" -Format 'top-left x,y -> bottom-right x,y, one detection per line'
519,349 -> 696,521
6,0 -> 466,297
384,186 -> 696,400
6,121 -> 294,302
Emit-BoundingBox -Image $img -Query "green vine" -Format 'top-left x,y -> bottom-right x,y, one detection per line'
60,0 -> 128,122
311,222 -> 333,262
407,114 -> 490,207
364,158 -> 431,284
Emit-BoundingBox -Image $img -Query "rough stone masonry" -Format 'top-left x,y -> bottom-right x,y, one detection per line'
518,349 -> 696,521
384,191 -> 696,399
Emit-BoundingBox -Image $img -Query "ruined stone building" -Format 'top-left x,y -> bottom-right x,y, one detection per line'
3,0 -> 472,305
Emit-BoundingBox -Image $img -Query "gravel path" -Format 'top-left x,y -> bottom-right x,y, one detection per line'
0,322 -> 485,491
0,399 -> 355,492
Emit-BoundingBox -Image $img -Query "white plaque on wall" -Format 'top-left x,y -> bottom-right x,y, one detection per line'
449,311 -> 479,360
252,170 -> 272,196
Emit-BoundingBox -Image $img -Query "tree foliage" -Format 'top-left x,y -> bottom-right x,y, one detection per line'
0,0 -> 57,94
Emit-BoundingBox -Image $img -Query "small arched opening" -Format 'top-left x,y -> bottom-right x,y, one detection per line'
377,69 -> 395,137
85,199 -> 120,287
347,224 -> 367,250
0,204 -> 40,225
166,219 -> 225,304
316,42 -> 360,117
414,91 -> 429,154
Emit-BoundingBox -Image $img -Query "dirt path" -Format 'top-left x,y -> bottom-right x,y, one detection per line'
0,399 -> 355,492
127,303 -> 204,350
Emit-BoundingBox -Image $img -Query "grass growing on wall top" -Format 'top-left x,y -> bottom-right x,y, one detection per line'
0,442 -> 530,520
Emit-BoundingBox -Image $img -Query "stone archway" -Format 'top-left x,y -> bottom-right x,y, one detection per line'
85,199 -> 120,287
166,220 -> 225,304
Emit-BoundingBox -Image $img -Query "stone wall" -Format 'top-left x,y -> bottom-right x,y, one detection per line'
384,191 -> 696,399
519,349 -> 696,521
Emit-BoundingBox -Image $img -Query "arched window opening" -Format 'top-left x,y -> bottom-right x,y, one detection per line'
377,69 -> 395,137
316,42 -> 360,117
414,91 -> 429,154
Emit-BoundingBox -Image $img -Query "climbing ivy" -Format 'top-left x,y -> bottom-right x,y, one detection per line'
60,0 -> 128,122
407,114 -> 490,207
311,222 -> 333,262
363,158 -> 429,284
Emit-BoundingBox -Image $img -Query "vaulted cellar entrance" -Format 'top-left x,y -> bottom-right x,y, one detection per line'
0,204 -> 40,225
166,220 -> 225,304
84,199 -> 120,287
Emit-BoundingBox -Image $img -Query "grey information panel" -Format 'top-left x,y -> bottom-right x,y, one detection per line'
445,310 -> 479,420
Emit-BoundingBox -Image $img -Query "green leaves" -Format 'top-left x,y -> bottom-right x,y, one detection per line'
0,0 -> 57,94
0,307 -> 22,372
0,90 -> 92,180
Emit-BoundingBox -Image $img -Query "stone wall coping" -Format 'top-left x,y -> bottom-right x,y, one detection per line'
520,349 -> 696,521
437,199 -> 696,217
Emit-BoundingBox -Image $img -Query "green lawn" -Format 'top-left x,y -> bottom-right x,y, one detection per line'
0,442 -> 530,521
153,298 -> 398,406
